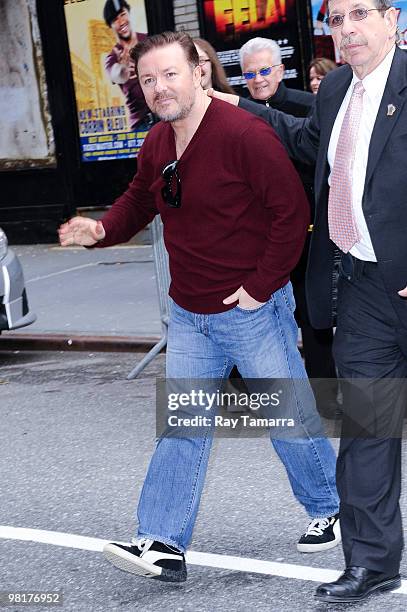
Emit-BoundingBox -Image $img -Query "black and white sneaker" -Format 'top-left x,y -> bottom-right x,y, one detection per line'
297,514 -> 341,552
103,538 -> 187,582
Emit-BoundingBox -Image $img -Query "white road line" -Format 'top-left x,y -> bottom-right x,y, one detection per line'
25,263 -> 98,283
0,526 -> 106,552
0,526 -> 406,594
25,256 -> 153,283
0,359 -> 60,370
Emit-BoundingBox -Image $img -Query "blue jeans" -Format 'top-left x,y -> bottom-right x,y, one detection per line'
136,282 -> 339,551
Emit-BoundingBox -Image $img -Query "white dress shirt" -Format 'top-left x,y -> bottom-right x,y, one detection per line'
327,46 -> 396,261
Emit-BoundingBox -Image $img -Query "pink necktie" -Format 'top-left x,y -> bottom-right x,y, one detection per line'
328,81 -> 365,253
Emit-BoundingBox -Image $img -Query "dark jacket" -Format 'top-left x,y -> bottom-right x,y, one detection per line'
246,82 -> 315,205
246,81 -> 314,118
239,47 -> 407,329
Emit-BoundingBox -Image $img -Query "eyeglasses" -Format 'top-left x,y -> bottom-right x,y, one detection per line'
242,65 -> 281,80
161,160 -> 181,208
199,58 -> 211,66
325,8 -> 384,28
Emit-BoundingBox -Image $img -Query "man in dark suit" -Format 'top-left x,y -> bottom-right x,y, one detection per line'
211,0 -> 406,603
239,37 -> 340,417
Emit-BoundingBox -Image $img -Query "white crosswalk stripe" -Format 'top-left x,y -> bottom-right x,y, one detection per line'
0,525 -> 406,594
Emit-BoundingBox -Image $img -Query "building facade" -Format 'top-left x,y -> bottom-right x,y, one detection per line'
0,0 -> 312,243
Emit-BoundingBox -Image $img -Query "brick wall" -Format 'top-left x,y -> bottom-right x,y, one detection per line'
173,0 -> 200,38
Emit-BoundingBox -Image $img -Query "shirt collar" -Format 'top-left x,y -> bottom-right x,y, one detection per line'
248,82 -> 286,107
351,46 -> 396,101
265,82 -> 286,107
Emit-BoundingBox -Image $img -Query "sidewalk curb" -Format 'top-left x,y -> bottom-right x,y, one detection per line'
0,333 -> 162,353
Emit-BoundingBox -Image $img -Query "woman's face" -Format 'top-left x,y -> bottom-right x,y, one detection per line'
194,43 -> 213,90
309,66 -> 323,95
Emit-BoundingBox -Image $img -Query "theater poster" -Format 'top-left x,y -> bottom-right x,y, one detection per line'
311,0 -> 336,60
64,0 -> 150,162
394,2 -> 407,48
199,1 -> 306,93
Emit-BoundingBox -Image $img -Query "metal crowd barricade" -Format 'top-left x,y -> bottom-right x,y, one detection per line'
127,216 -> 170,379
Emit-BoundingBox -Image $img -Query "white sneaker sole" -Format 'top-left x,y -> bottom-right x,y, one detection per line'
103,543 -> 162,578
297,534 -> 342,553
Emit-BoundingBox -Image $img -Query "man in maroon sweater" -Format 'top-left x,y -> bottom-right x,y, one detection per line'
59,32 -> 339,583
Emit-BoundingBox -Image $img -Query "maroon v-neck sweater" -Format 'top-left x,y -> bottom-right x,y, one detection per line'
98,98 -> 309,314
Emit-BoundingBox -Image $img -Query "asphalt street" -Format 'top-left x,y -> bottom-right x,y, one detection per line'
1,350 -> 407,611
9,243 -> 161,338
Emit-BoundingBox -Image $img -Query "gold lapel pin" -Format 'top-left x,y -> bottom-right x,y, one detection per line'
387,104 -> 396,116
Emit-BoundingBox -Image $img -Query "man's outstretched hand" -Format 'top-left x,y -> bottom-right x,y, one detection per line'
58,217 -> 105,247
398,285 -> 407,298
206,88 -> 239,106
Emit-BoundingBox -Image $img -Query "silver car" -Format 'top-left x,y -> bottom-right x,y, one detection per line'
0,227 -> 36,332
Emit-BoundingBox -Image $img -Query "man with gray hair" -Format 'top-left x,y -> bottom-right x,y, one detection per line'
239,37 -> 314,116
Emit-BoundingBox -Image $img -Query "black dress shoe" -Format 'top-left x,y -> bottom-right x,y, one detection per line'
315,566 -> 401,603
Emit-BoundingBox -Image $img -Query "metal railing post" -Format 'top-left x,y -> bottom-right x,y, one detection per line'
127,216 -> 170,379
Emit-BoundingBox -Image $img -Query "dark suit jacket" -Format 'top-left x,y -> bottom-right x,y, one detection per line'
247,84 -> 317,328
246,81 -> 314,118
239,46 -> 407,330
247,83 -> 315,205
